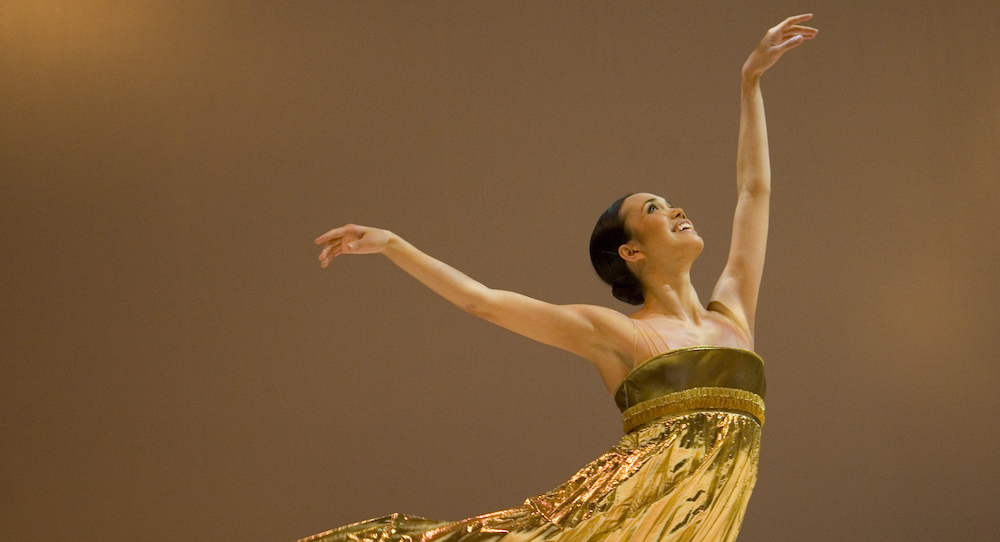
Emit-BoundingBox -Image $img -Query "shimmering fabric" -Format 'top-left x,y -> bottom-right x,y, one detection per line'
298,347 -> 765,542
620,386 -> 764,433
615,347 -> 765,411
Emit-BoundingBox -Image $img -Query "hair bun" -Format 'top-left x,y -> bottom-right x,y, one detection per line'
591,194 -> 646,306
612,282 -> 645,306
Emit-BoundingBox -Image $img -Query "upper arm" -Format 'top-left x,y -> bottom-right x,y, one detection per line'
469,290 -> 634,368
711,190 -> 769,338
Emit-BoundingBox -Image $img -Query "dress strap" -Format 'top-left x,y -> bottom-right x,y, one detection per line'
619,319 -> 637,410
631,319 -> 637,367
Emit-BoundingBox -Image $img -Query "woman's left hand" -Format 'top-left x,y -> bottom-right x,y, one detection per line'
742,14 -> 818,79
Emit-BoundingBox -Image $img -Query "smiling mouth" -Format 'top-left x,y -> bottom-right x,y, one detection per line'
674,221 -> 694,232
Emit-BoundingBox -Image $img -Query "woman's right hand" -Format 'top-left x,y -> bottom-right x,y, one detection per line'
312,221 -> 635,391
315,224 -> 394,268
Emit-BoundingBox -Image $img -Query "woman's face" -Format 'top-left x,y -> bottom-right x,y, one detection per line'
620,193 -> 704,263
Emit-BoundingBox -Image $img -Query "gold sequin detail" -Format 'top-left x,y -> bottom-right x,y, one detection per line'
621,386 -> 764,433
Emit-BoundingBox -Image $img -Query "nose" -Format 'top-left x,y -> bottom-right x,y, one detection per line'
670,208 -> 686,219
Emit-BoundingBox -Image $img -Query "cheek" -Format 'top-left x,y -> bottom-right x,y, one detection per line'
644,216 -> 671,236
630,220 -> 656,242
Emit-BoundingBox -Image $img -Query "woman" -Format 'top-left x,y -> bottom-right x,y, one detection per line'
306,15 -> 817,542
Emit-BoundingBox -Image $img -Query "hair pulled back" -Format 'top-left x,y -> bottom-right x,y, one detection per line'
589,195 -> 645,305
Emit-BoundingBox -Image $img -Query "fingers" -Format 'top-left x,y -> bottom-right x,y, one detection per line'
745,15 -> 816,77
319,240 -> 342,261
320,245 -> 342,268
776,34 -> 805,52
315,228 -> 340,245
780,13 -> 813,28
315,230 -> 340,245
315,224 -> 375,267
784,25 -> 818,39
319,241 -> 348,267
776,23 -> 817,51
315,224 -> 355,245
772,15 -> 816,40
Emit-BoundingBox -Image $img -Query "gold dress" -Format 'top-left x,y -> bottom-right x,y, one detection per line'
299,346 -> 765,542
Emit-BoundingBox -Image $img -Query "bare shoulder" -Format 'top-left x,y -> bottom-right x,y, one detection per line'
566,303 -> 635,351
567,303 -> 633,329
562,303 -> 635,389
706,299 -> 754,348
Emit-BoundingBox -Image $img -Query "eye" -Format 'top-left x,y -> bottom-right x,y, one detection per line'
647,204 -> 658,213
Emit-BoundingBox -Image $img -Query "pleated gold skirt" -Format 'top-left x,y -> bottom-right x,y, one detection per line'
298,408 -> 761,542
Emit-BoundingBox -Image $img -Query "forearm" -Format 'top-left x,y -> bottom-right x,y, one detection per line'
378,233 -> 628,367
381,233 -> 491,313
736,73 -> 772,197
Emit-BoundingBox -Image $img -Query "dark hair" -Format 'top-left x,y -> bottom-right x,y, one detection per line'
589,194 -> 644,305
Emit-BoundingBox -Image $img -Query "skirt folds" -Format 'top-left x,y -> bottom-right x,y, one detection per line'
297,410 -> 761,542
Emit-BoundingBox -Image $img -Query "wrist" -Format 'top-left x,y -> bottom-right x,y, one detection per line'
741,65 -> 761,86
380,231 -> 401,255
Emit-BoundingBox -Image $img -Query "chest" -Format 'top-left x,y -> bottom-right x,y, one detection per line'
632,314 -> 751,365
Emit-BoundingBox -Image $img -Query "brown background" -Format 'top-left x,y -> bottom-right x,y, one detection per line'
2,1 -> 999,541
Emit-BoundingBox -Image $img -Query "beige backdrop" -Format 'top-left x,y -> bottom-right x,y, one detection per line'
2,1 -> 999,541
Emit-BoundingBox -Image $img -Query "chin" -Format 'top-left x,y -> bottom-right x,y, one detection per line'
685,237 -> 706,259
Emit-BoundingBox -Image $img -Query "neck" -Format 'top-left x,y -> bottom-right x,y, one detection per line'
635,268 -> 704,322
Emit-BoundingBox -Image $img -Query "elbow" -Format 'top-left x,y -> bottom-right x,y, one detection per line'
462,298 -> 486,317
461,288 -> 496,318
738,181 -> 771,199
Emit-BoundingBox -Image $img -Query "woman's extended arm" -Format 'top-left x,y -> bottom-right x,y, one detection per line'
316,225 -> 634,382
711,14 -> 817,338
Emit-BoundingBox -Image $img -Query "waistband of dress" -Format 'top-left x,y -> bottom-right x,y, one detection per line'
621,386 -> 765,433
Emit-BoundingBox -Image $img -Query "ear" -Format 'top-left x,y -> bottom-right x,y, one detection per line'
618,242 -> 644,263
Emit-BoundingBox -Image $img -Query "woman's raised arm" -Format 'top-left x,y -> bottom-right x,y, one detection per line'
316,225 -> 634,384
711,14 -> 817,339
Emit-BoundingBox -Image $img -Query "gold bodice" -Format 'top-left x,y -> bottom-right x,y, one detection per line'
614,346 -> 766,432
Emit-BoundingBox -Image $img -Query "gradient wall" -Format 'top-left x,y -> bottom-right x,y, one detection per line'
2,1 -> 998,541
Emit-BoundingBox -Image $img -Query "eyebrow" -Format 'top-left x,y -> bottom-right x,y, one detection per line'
643,198 -> 671,209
